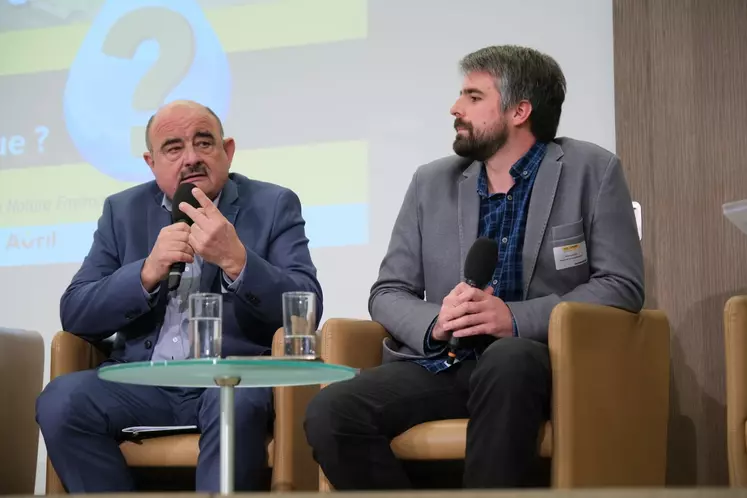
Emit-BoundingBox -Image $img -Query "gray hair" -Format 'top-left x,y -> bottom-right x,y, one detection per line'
459,45 -> 566,142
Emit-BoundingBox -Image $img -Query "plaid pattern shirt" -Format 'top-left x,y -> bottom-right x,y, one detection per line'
413,142 -> 548,373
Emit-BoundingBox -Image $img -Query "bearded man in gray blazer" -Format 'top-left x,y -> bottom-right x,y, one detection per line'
305,45 -> 644,489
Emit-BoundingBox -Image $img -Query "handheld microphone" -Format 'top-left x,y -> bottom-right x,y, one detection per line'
446,237 -> 499,364
168,182 -> 199,291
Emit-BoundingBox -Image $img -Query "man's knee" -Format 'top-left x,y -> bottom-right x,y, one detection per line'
36,371 -> 97,444
236,388 -> 272,428
471,337 -> 550,390
304,379 -> 363,446
199,387 -> 272,428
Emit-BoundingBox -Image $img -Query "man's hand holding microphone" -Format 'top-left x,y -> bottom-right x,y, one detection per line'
429,238 -> 514,364
140,183 -> 246,292
140,222 -> 194,292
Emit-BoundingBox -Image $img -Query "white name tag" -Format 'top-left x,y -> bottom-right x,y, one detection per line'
553,241 -> 588,270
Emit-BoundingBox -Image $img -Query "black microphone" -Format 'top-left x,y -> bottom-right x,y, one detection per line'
168,182 -> 199,291
446,237 -> 499,365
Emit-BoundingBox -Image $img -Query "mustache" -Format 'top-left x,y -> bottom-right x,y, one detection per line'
454,119 -> 472,131
179,163 -> 208,181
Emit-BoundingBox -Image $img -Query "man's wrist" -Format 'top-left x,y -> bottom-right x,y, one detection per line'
221,243 -> 247,281
424,316 -> 447,353
140,259 -> 159,292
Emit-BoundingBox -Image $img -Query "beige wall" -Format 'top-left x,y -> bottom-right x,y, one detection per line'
613,0 -> 747,485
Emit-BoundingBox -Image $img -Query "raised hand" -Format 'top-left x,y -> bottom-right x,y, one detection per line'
178,187 -> 246,280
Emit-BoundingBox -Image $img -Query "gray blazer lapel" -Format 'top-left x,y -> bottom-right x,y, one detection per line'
458,161 -> 481,278
522,143 -> 563,297
200,178 -> 240,291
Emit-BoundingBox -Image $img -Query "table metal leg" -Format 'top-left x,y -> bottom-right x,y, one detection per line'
215,376 -> 240,495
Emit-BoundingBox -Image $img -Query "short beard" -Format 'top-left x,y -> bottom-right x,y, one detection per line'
452,121 -> 508,161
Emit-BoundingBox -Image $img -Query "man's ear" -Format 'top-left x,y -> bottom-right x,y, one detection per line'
143,151 -> 155,170
223,137 -> 236,164
511,100 -> 533,127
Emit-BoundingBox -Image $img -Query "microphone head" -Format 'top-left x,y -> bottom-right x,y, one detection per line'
464,237 -> 499,289
171,182 -> 199,224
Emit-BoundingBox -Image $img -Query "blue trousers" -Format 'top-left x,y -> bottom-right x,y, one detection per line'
36,367 -> 272,492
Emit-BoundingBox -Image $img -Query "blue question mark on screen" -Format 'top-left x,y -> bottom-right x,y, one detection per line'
63,0 -> 231,183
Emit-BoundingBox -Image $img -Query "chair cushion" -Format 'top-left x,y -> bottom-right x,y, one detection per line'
389,419 -> 552,460
119,435 -> 274,467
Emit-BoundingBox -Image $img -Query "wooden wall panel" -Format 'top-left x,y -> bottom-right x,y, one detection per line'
614,0 -> 747,485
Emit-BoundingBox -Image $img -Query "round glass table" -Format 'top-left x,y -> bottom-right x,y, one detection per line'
98,358 -> 356,494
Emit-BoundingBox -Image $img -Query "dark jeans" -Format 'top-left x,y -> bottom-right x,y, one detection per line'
304,337 -> 551,489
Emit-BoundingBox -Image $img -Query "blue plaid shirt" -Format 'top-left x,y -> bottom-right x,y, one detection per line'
414,142 -> 548,373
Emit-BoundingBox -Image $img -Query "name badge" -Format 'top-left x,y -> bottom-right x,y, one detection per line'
553,241 -> 588,270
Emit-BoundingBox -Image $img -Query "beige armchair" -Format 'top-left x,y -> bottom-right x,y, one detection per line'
726,295 -> 747,486
318,301 -> 671,489
45,329 -> 318,493
0,327 -> 44,494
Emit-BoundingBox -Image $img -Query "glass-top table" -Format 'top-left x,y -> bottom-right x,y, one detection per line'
99,357 -> 357,494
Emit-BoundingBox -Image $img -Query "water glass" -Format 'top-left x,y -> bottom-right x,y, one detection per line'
282,291 -> 317,359
189,293 -> 222,359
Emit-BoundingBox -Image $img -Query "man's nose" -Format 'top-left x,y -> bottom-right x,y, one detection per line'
450,101 -> 463,117
182,145 -> 200,167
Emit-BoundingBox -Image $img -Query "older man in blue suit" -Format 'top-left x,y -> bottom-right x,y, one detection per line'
36,100 -> 323,492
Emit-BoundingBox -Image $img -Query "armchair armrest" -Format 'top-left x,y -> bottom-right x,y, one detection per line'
314,319 -> 390,492
549,302 -> 670,487
320,319 -> 390,369
46,332 -> 111,493
725,295 -> 747,486
0,328 -> 44,494
50,331 -> 109,380
270,328 -> 319,491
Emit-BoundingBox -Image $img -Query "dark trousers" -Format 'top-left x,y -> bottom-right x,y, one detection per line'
304,337 -> 551,489
36,367 -> 272,492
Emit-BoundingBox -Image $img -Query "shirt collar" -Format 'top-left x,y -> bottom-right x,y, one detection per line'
477,141 -> 548,198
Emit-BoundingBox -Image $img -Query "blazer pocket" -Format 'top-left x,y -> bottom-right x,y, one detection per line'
552,218 -> 584,243
550,218 -> 589,273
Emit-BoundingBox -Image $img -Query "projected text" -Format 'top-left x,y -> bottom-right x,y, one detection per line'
0,196 -> 107,215
5,231 -> 57,251
0,126 -> 50,156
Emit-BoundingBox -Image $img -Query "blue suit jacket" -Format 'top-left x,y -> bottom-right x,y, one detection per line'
60,173 -> 323,362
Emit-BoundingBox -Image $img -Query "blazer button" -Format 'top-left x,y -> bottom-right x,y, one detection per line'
247,293 -> 261,305
144,340 -> 153,349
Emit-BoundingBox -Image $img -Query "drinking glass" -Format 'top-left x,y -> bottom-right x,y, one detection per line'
282,291 -> 317,359
189,293 -> 222,359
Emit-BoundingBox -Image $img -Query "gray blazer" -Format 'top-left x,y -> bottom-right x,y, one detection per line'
369,137 -> 644,363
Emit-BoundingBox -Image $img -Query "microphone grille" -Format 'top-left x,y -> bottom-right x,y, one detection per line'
171,182 -> 199,224
464,237 -> 499,289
